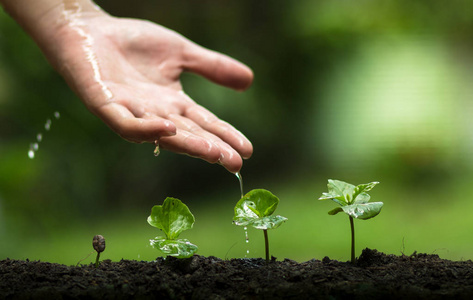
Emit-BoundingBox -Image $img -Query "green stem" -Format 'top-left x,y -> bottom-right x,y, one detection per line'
95,252 -> 101,268
349,216 -> 355,264
263,229 -> 269,263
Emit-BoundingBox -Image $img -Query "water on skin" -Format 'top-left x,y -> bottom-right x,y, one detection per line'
62,3 -> 113,101
28,112 -> 60,159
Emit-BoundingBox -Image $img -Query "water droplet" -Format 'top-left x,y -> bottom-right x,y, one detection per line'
153,140 -> 160,157
243,226 -> 250,257
45,119 -> 52,131
27,112 -> 60,159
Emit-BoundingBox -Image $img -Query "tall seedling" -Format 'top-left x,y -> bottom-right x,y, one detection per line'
319,180 -> 383,264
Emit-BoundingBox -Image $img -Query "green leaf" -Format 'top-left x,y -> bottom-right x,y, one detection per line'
234,215 -> 288,230
352,182 -> 379,204
318,179 -> 355,205
234,189 -> 279,219
341,202 -> 384,220
147,197 -> 195,240
233,189 -> 287,230
328,207 -> 344,215
320,179 -> 383,219
150,237 -> 198,258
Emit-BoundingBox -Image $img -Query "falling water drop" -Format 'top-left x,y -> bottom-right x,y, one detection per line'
153,140 -> 160,157
45,119 -> 52,131
27,112 -> 60,159
244,226 -> 250,257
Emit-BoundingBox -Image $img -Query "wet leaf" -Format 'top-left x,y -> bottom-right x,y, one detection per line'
233,189 -> 287,230
319,179 -> 383,219
234,215 -> 288,230
353,182 -> 379,204
147,197 -> 195,240
318,179 -> 354,205
341,202 -> 384,219
150,237 -> 198,258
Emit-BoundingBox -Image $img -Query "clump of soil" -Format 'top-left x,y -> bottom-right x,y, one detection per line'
1,248 -> 473,299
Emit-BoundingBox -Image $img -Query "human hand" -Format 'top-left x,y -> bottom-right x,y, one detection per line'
41,5 -> 254,173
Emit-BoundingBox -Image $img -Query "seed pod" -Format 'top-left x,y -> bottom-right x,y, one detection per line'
93,235 -> 106,253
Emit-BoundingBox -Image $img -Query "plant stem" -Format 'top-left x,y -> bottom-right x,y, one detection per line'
263,229 -> 269,263
95,252 -> 101,268
349,216 -> 355,264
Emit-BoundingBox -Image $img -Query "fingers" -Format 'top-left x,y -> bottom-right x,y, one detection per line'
160,114 -> 244,173
182,43 -> 254,91
97,103 -> 176,143
185,105 -> 253,159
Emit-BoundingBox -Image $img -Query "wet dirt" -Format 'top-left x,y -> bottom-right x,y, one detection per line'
1,248 -> 473,299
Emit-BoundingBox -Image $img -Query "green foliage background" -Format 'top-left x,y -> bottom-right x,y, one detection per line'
2,0 -> 473,264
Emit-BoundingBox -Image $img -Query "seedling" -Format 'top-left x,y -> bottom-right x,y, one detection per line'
147,197 -> 198,258
319,179 -> 383,264
233,189 -> 287,263
92,235 -> 105,268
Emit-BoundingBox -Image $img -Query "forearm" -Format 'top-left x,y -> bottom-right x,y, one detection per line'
0,0 -> 105,66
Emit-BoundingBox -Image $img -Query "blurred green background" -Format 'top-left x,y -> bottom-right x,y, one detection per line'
2,0 -> 473,265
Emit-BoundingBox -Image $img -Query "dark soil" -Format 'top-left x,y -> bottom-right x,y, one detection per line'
1,248 -> 473,299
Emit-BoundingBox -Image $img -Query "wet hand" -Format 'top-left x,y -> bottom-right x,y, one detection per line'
50,11 -> 253,173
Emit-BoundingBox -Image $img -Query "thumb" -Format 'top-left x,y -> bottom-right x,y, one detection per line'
182,42 -> 254,91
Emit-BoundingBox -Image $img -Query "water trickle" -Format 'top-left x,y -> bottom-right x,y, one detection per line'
235,171 -> 244,199
236,172 -> 249,257
28,112 -> 60,159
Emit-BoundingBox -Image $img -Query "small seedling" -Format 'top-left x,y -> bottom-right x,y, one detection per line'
92,234 -> 105,268
233,189 -> 287,263
318,179 -> 383,264
147,197 -> 198,258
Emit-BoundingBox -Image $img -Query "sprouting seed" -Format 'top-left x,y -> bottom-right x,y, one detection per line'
93,235 -> 105,267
